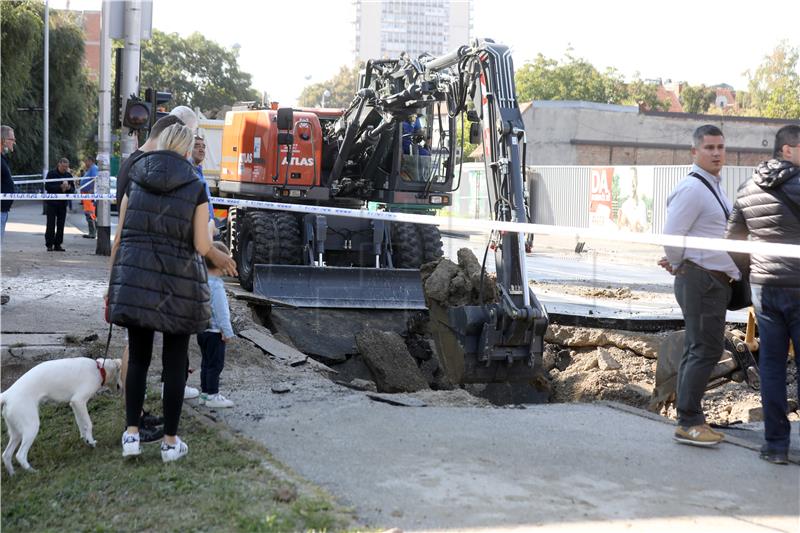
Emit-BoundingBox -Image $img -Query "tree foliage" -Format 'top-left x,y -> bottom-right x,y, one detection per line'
515,52 -> 628,104
297,63 -> 361,108
745,41 -> 800,119
514,52 -> 670,111
625,74 -> 671,112
140,29 -> 259,117
679,84 -> 717,114
1,1 -> 94,174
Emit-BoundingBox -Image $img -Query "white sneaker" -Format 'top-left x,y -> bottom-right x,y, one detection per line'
160,437 -> 188,463
160,383 -> 200,400
121,431 -> 141,457
204,393 -> 234,408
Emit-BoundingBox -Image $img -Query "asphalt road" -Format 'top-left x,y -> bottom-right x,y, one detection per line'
441,233 -> 750,323
223,389 -> 799,532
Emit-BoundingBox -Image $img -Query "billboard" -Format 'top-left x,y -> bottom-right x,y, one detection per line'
613,166 -> 653,233
590,166 -> 654,232
589,167 -> 614,229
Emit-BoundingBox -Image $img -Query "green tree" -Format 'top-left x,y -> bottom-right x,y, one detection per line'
515,51 -> 627,104
679,84 -> 716,114
625,74 -> 671,111
297,63 -> 361,108
140,30 -> 259,117
0,1 -> 94,174
745,41 -> 800,119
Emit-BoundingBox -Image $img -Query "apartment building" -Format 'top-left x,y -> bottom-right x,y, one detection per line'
354,0 -> 472,61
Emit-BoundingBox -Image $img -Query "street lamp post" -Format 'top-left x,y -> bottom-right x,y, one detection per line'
321,89 -> 331,108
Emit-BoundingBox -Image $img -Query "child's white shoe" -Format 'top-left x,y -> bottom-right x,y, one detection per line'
204,393 -> 234,408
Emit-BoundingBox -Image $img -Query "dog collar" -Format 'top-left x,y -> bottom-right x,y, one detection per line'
96,360 -> 107,386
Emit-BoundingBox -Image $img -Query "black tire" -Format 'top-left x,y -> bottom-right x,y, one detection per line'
418,224 -> 443,264
391,222 -> 423,268
235,210 -> 301,291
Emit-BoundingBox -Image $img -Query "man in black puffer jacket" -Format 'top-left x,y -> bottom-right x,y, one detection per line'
726,124 -> 800,465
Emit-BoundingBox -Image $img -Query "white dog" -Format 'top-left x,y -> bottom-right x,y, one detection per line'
1,357 -> 122,475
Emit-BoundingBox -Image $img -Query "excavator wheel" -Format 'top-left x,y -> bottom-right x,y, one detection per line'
235,210 -> 302,291
391,222 -> 423,268
418,224 -> 444,263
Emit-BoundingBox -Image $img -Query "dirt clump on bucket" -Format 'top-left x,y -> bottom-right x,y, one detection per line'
421,248 -> 498,307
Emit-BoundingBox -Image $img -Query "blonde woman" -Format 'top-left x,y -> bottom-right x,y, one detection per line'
108,123 -> 237,463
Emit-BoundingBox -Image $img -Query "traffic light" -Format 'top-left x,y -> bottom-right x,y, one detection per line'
144,88 -> 172,129
122,94 -> 151,132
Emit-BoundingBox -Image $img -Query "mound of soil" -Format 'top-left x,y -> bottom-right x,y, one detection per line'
540,324 -> 799,426
421,248 -> 498,307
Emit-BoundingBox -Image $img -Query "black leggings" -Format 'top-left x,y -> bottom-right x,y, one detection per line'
125,327 -> 189,436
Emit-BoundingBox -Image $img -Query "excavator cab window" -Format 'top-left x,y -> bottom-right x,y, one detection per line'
399,108 -> 448,185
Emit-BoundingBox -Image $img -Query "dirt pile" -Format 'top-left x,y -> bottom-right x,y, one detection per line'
420,248 -> 498,307
540,324 -> 799,426
580,287 -> 636,300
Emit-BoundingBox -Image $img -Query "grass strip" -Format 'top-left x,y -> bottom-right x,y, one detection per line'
1,390 -> 350,532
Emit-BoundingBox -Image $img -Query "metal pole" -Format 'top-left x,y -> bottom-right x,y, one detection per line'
119,0 -> 141,161
42,0 -> 50,197
95,0 -> 113,255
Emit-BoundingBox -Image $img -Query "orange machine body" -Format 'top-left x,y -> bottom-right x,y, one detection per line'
220,109 -> 323,188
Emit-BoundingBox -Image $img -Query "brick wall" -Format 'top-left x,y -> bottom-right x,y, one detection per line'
576,145 -> 611,165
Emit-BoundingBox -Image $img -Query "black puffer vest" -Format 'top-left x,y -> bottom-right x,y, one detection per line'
109,150 -> 211,334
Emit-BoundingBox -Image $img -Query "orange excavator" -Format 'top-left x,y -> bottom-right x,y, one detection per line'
214,39 -> 549,383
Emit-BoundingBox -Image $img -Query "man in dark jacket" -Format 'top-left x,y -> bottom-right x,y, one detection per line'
726,124 -> 800,465
1,125 -> 17,241
44,158 -> 75,251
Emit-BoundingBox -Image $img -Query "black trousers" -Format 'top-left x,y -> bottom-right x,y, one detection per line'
197,331 -> 226,395
45,203 -> 67,247
125,327 -> 190,436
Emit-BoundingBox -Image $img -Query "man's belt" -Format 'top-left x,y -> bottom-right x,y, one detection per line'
683,260 -> 733,284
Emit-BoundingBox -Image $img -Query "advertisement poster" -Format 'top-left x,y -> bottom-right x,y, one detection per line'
613,167 -> 653,233
589,167 -> 614,229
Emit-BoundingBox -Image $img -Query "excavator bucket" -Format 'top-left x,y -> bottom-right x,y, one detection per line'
252,264 -> 427,310
649,312 -> 761,412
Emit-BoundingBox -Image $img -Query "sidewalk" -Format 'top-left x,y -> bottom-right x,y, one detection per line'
1,202 -> 116,359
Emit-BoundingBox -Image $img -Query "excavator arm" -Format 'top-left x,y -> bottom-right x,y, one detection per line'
423,40 -> 549,382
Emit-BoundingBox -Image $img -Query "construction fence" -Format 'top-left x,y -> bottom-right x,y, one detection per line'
447,163 -> 754,234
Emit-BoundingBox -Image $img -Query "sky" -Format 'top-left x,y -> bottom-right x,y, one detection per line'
53,0 -> 799,106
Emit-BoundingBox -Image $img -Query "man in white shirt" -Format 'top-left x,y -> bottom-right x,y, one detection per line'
658,124 -> 741,447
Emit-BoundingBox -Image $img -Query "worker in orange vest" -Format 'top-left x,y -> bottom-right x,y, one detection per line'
81,155 -> 97,239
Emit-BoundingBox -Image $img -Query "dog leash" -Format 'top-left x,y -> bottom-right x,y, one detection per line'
104,322 -> 113,360
97,322 -> 113,386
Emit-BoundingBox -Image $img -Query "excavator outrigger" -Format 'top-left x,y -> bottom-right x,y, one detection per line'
216,39 -> 548,383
